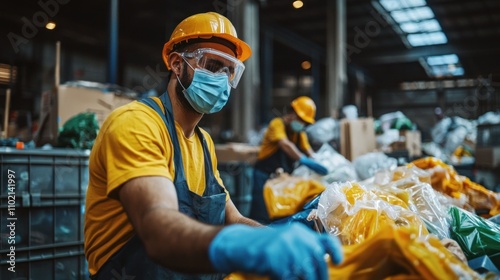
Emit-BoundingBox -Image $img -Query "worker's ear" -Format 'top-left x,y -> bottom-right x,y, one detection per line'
169,52 -> 182,76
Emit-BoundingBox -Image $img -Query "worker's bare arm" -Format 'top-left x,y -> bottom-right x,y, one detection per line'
278,138 -> 304,160
224,198 -> 262,227
119,176 -> 222,273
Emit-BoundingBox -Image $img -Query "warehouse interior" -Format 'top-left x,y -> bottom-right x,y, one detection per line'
1,0 -> 500,279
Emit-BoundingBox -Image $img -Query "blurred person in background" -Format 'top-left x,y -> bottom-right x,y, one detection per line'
249,96 -> 328,224
84,12 -> 342,280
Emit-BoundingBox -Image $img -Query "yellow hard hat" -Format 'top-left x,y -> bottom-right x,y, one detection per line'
162,12 -> 252,69
291,96 -> 316,124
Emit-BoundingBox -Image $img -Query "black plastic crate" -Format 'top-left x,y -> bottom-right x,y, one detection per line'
0,148 -> 89,279
476,123 -> 500,147
0,148 -> 89,207
0,205 -> 84,250
218,163 -> 253,217
0,244 -> 88,280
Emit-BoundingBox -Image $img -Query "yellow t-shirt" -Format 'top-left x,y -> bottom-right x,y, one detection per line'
257,117 -> 311,160
84,97 -> 227,275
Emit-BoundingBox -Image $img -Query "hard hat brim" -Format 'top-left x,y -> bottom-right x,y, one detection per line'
163,33 -> 252,69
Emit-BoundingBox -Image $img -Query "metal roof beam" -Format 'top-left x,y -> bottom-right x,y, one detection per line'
354,43 -> 500,64
262,23 -> 326,60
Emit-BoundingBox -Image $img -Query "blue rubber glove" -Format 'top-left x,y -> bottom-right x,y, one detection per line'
299,156 -> 328,175
209,223 -> 343,280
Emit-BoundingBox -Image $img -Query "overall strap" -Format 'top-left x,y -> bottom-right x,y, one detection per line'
138,94 -> 186,181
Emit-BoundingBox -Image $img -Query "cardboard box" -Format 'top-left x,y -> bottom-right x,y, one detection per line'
389,141 -> 406,152
475,146 -> 500,168
36,85 -> 136,146
215,143 -> 260,164
401,130 -> 422,158
56,85 -> 135,127
340,118 -> 376,161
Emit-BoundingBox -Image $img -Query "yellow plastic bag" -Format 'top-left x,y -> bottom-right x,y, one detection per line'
226,226 -> 481,280
330,225 -> 481,280
410,157 -> 500,217
263,173 -> 326,220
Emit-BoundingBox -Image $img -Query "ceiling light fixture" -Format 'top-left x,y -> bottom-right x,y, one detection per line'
301,61 -> 311,70
46,21 -> 56,30
293,0 -> 303,9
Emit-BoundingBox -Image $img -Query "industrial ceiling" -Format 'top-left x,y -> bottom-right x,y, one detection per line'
2,0 -> 500,89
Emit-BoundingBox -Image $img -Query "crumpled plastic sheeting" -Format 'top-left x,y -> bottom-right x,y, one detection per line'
431,117 -> 477,146
378,111 -> 408,132
369,166 -> 451,239
292,143 -> 358,183
225,226 -> 481,280
443,125 -> 469,156
57,112 -> 99,149
449,206 -> 500,261
421,142 -> 449,162
353,152 -> 398,181
382,166 -> 472,214
410,157 -> 500,217
317,182 -> 428,245
477,111 -> 500,125
263,173 -> 326,220
376,129 -> 401,150
306,117 -> 340,145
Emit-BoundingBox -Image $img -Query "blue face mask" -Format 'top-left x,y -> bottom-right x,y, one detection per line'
177,68 -> 231,114
290,120 -> 305,132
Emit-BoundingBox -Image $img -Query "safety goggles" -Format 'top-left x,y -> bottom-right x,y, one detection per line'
181,48 -> 245,88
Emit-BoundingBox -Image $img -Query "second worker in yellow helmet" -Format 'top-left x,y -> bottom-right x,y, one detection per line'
249,96 -> 329,224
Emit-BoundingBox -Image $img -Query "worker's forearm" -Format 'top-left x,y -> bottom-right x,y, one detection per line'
235,216 -> 263,227
280,140 -> 304,160
139,207 -> 222,273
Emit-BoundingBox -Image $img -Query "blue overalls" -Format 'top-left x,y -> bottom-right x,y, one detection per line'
91,93 -> 227,280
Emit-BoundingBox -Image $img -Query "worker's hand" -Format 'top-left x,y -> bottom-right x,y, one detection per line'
209,223 -> 343,280
299,156 -> 328,175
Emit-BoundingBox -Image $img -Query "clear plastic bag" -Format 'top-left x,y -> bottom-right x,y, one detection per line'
305,117 -> 340,145
317,181 -> 428,245
373,166 -> 451,239
292,143 -> 358,183
352,152 -> 398,181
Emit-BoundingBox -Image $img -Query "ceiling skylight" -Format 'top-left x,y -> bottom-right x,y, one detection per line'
421,54 -> 464,77
399,19 -> 441,33
390,6 -> 434,23
430,64 -> 464,77
380,0 -> 426,11
426,54 -> 459,66
407,32 -> 447,46
378,0 -> 446,47
377,0 -> 464,78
